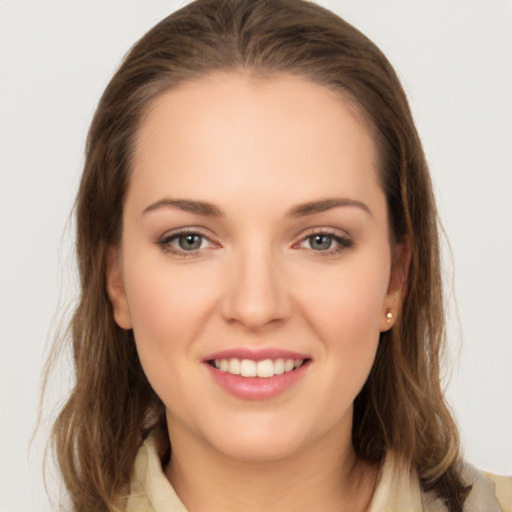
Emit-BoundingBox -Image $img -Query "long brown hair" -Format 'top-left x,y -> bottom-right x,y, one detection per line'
48,0 -> 469,510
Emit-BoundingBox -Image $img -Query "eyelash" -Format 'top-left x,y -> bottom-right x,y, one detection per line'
294,230 -> 354,256
156,229 -> 353,257
156,229 -> 216,256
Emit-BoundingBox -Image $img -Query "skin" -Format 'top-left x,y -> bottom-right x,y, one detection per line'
107,72 -> 409,512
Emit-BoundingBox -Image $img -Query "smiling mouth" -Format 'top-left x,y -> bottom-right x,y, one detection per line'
208,358 -> 309,378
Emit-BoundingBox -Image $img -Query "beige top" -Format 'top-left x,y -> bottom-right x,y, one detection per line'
125,435 -> 512,511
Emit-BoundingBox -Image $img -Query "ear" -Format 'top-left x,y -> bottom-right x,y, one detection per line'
380,237 -> 411,332
106,246 -> 133,330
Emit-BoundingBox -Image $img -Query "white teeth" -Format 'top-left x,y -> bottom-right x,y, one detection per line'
274,358 -> 285,375
284,359 -> 295,372
240,359 -> 257,377
257,359 -> 274,378
228,358 -> 241,375
213,357 -> 305,377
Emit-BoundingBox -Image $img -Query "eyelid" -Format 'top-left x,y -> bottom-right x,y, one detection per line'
293,227 -> 354,255
156,227 -> 220,256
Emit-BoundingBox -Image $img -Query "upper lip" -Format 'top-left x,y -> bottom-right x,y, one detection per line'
203,348 -> 310,362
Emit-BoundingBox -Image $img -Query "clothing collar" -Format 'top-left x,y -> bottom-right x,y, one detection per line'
126,434 -> 425,511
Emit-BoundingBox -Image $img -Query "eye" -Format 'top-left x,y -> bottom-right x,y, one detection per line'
157,230 -> 216,255
175,233 -> 205,251
296,231 -> 353,255
307,234 -> 335,251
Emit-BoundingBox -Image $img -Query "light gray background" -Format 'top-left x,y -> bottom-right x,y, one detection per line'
1,1 -> 511,510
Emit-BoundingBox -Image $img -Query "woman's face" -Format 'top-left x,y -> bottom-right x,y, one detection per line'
108,73 -> 405,461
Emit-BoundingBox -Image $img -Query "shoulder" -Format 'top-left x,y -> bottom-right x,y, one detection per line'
422,462 -> 512,512
376,450 -> 512,512
482,470 -> 512,512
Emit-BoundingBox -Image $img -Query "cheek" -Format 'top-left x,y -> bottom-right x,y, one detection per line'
300,257 -> 390,342
122,254 -> 221,360
316,269 -> 387,391
295,251 -> 390,400
122,257 -> 223,409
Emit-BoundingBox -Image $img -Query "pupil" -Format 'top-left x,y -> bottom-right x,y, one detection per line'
311,234 -> 332,250
179,234 -> 201,250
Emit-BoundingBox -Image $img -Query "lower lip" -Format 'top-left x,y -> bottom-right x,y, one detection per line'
205,361 -> 310,400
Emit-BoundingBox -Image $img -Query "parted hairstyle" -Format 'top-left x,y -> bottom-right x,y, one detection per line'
48,0 -> 470,510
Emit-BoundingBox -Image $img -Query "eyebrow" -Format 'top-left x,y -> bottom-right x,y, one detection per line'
142,198 -> 222,217
287,198 -> 372,218
142,196 -> 371,218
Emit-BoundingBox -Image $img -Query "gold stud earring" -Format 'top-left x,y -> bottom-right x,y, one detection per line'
386,311 -> 393,323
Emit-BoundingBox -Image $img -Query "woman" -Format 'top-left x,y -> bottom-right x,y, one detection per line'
48,0 -> 511,510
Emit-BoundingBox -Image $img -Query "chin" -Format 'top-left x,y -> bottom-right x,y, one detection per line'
197,412 -> 329,463
212,432 -> 305,462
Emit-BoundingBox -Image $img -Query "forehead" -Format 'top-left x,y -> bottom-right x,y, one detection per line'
135,72 -> 376,156
129,72 -> 381,213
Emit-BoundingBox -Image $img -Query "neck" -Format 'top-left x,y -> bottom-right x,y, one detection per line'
165,418 -> 379,512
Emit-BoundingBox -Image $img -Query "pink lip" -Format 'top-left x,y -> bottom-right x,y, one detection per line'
203,348 -> 311,400
204,347 -> 309,362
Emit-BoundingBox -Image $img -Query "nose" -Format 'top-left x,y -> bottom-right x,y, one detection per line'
221,245 -> 292,332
